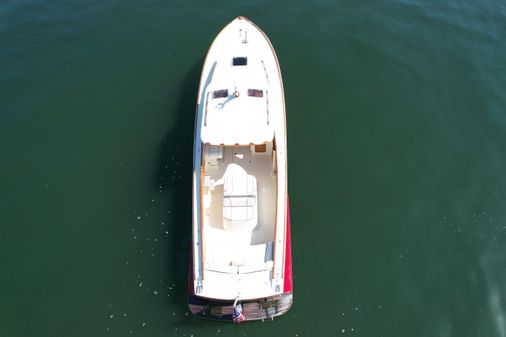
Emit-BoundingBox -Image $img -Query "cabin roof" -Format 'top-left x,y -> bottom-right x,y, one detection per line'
200,52 -> 272,145
201,89 -> 273,144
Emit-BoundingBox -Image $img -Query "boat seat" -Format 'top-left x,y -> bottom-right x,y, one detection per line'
238,260 -> 273,274
204,262 -> 238,274
222,163 -> 257,231
205,242 -> 274,274
205,145 -> 224,167
204,175 -> 215,191
203,261 -> 273,274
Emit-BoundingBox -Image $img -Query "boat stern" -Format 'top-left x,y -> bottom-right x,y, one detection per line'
188,292 -> 293,322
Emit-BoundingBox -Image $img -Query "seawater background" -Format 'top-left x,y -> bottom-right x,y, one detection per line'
1,0 -> 506,336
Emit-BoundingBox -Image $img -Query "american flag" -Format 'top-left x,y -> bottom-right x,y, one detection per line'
232,302 -> 246,323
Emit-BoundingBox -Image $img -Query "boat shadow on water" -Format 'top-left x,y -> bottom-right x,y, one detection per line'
154,60 -> 214,326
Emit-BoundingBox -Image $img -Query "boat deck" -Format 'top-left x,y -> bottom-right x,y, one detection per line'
202,145 -> 276,270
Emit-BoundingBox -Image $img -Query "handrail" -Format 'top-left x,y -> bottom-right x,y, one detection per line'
199,143 -> 206,280
266,90 -> 270,125
204,92 -> 210,126
271,139 -> 278,282
261,60 -> 270,83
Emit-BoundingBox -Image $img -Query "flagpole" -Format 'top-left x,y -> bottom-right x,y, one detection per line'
232,295 -> 246,323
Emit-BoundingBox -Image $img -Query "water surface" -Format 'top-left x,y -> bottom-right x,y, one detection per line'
1,0 -> 506,336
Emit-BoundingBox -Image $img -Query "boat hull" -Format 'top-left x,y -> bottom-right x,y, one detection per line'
189,16 -> 292,320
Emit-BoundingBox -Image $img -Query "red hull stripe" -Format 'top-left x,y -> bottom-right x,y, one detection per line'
283,196 -> 293,293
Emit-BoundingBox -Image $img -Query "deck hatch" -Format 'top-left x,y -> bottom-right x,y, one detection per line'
232,57 -> 248,66
212,89 -> 228,99
248,89 -> 264,97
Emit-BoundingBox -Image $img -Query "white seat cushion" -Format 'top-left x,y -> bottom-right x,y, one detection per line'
223,196 -> 256,222
222,163 -> 258,231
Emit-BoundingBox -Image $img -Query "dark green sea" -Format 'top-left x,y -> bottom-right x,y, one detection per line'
1,0 -> 506,336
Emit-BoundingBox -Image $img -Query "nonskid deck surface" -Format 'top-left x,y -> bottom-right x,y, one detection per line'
202,145 -> 275,271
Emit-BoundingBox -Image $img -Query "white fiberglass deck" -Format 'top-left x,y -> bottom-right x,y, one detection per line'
203,144 -> 275,261
203,145 -> 275,241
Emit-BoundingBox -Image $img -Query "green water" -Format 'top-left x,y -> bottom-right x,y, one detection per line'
1,0 -> 506,336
